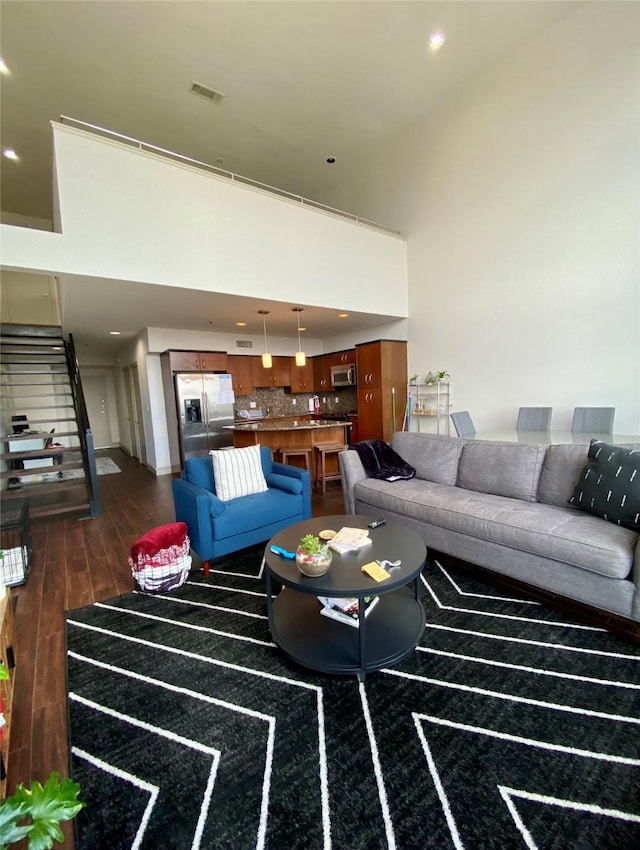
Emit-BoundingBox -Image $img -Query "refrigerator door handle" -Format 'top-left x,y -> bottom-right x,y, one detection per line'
202,392 -> 208,425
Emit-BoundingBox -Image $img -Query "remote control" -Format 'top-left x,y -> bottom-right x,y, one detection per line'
368,519 -> 386,529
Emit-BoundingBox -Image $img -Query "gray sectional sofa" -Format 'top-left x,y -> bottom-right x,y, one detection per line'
339,432 -> 640,626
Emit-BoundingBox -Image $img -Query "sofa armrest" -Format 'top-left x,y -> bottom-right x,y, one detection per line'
270,461 -> 312,519
339,449 -> 368,514
172,479 -> 225,560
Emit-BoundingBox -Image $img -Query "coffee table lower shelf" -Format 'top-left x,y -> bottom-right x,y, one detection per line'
270,586 -> 425,678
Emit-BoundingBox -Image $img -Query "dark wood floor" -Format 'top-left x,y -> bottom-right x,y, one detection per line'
5,447 -> 345,846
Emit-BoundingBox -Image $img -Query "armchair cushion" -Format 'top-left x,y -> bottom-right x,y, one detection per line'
265,472 -> 303,495
185,457 -> 215,491
210,444 -> 268,502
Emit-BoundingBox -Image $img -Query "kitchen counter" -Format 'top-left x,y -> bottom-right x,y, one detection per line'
228,419 -> 350,432
229,420 -> 350,473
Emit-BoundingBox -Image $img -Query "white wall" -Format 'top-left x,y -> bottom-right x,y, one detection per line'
1,124 -> 407,320
320,2 -> 640,433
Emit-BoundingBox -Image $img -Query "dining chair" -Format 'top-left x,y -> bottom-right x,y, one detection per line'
450,411 -> 476,437
516,407 -> 552,431
571,407 -> 615,433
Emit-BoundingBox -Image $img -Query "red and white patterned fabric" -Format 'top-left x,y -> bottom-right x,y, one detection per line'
129,522 -> 192,592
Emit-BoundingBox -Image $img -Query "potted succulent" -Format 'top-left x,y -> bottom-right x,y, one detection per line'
295,534 -> 332,577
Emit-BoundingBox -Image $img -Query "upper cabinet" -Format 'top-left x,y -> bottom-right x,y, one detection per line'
251,355 -> 291,387
356,340 -> 407,443
312,349 -> 355,392
289,359 -> 315,393
227,355 -> 254,396
313,356 -> 332,392
164,350 -> 227,372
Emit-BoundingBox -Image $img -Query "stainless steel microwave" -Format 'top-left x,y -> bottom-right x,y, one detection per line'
331,364 -> 356,387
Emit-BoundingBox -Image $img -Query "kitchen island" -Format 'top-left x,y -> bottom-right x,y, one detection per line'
227,419 -> 350,474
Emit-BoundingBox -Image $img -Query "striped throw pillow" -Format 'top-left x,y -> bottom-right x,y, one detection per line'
210,444 -> 268,502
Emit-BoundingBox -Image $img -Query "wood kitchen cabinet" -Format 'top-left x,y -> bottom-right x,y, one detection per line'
312,349 -> 355,392
356,340 -> 407,442
251,355 -> 291,387
165,350 -> 228,372
313,355 -> 331,392
227,355 -> 254,396
289,358 -> 315,393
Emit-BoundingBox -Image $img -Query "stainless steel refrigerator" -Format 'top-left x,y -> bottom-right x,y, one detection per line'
174,372 -> 235,462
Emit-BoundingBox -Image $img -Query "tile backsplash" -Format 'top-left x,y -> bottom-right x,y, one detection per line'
235,386 -> 357,419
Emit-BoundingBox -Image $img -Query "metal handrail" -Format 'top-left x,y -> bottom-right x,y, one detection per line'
58,116 -> 403,238
66,333 -> 101,517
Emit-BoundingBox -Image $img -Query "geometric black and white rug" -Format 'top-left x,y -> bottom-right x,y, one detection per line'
66,546 -> 640,849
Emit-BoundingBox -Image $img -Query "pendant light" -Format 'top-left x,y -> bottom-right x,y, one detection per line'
293,307 -> 306,366
258,310 -> 272,368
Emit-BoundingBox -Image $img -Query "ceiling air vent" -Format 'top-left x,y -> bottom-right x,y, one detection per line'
235,340 -> 253,350
190,81 -> 225,104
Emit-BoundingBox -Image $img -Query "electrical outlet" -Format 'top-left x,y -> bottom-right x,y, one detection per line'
323,397 -> 326,403
249,401 -> 257,409
292,398 -> 297,405
335,397 -> 339,404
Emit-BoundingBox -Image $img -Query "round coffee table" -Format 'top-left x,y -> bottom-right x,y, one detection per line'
264,515 -> 426,681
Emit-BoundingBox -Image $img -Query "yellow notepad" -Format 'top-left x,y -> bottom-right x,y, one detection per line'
361,561 -> 391,582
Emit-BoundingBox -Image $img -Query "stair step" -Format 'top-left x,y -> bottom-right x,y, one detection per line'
2,429 -> 79,442
0,369 -> 68,376
2,479 -> 88,498
1,460 -> 84,479
1,446 -> 80,462
31,503 -> 92,520
1,323 -> 64,337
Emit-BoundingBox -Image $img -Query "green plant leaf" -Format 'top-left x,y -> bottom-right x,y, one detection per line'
0,797 -> 31,849
0,661 -> 9,681
5,773 -> 84,850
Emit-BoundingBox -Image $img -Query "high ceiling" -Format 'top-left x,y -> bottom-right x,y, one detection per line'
0,1 -> 578,355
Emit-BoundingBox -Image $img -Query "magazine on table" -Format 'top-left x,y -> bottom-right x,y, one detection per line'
327,527 -> 372,555
317,595 -> 379,628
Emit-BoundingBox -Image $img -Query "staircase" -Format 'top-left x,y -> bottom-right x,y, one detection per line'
0,324 -> 100,520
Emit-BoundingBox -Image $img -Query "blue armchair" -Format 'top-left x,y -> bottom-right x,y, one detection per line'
172,446 -> 311,573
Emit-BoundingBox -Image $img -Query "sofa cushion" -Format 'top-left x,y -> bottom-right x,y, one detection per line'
537,444 -> 590,508
570,440 -> 640,530
210,444 -> 268,502
457,440 -> 547,502
353,478 -> 636,579
392,432 -> 463,486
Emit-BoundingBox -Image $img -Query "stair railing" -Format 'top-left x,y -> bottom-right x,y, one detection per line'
65,334 -> 101,517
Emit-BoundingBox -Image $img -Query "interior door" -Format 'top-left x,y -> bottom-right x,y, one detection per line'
82,374 -> 112,449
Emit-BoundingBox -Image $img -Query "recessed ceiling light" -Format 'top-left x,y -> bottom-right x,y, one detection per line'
0,59 -> 9,75
3,148 -> 19,161
109,331 -> 121,336
299,327 -> 306,333
429,32 -> 445,50
235,322 -> 247,327
338,313 -> 349,319
326,157 -> 336,164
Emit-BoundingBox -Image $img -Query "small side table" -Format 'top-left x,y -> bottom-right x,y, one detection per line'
0,498 -> 32,586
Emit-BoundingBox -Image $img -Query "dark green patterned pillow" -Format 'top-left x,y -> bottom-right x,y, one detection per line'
570,440 -> 640,530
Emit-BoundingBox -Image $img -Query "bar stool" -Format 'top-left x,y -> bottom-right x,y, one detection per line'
277,446 -> 313,473
314,442 -> 348,494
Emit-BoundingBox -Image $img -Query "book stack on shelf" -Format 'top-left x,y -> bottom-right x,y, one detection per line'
317,595 -> 379,628
327,527 -> 372,555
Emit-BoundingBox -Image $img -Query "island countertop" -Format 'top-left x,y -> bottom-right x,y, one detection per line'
226,419 -> 350,432
228,419 -> 350,467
